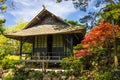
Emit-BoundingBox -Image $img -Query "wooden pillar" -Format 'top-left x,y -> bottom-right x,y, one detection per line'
31,36 -> 35,59
66,35 -> 68,56
70,35 -> 73,55
20,37 -> 23,60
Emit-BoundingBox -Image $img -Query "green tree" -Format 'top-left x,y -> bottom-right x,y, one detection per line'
0,0 -> 13,34
0,0 -> 7,12
65,20 -> 84,26
5,22 -> 31,54
56,0 -> 120,28
0,22 -> 30,64
67,20 -> 82,26
102,2 -> 120,26
101,2 -> 120,69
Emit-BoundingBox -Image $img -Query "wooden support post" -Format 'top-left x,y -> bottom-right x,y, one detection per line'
32,37 -> 35,59
42,52 -> 45,72
71,35 -> 73,55
20,37 -> 23,60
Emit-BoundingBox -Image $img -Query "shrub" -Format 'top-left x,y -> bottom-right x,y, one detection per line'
4,77 -> 14,80
63,70 -> 72,77
1,57 -> 20,69
94,71 -> 112,80
13,67 -> 43,80
13,67 -> 27,80
74,44 -> 83,50
61,56 -> 83,76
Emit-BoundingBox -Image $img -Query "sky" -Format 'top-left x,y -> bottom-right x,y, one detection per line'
0,0 -> 103,27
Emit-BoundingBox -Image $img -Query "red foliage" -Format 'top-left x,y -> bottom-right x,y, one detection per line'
82,21 -> 120,46
75,21 -> 120,59
75,49 -> 92,59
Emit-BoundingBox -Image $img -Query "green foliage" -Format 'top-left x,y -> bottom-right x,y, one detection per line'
65,20 -> 84,26
13,67 -> 43,80
0,0 -> 7,12
61,56 -> 75,69
0,5 -> 7,12
5,22 -> 28,32
74,44 -> 83,50
1,56 -> 20,69
63,70 -> 72,77
48,71 -> 57,77
67,20 -> 82,26
61,56 -> 83,76
95,72 -> 112,80
0,18 -> 6,24
0,19 -> 5,34
13,67 -> 27,80
79,70 -> 114,80
0,35 -> 12,60
79,75 -> 88,80
0,22 -> 31,69
102,2 -> 120,25
28,71 -> 43,80
4,77 -> 14,80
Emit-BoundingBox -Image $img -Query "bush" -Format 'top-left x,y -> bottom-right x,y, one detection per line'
61,56 -> 83,76
63,70 -> 72,77
74,44 -> 83,50
13,67 -> 27,80
13,67 -> 43,80
28,71 -> 43,80
4,77 -> 14,80
94,71 -> 113,80
1,57 -> 20,69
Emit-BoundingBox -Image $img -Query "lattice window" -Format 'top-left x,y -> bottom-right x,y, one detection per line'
35,36 -> 47,48
53,35 -> 63,47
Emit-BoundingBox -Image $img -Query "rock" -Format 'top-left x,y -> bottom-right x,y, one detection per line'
61,75 -> 67,80
68,75 -> 75,80
56,70 -> 62,74
43,74 -> 52,80
2,69 -> 13,79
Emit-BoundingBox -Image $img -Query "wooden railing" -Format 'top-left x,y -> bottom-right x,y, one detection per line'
20,52 -> 72,62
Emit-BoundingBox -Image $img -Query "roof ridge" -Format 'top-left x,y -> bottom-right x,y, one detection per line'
23,7 -> 71,29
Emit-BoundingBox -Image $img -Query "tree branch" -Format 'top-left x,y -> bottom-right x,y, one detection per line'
108,0 -> 115,4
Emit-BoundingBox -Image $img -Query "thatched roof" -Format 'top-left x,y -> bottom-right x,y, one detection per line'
5,25 -> 85,38
4,8 -> 86,40
23,8 -> 70,29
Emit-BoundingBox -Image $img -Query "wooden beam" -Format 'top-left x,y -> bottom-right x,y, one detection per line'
36,16 -> 40,20
20,60 -> 61,63
74,34 -> 79,40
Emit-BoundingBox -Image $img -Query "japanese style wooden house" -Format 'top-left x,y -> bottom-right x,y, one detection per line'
5,8 -> 86,63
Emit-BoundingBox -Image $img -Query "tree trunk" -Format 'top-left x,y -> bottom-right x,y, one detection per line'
112,20 -> 118,69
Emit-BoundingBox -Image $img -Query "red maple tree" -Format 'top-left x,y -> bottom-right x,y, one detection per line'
82,21 -> 120,46
75,21 -> 120,58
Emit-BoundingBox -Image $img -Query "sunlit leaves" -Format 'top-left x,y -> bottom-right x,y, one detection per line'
5,22 -> 28,33
103,2 -> 120,25
0,18 -> 5,24
0,0 -> 7,12
0,5 -> 7,12
0,0 -> 6,3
